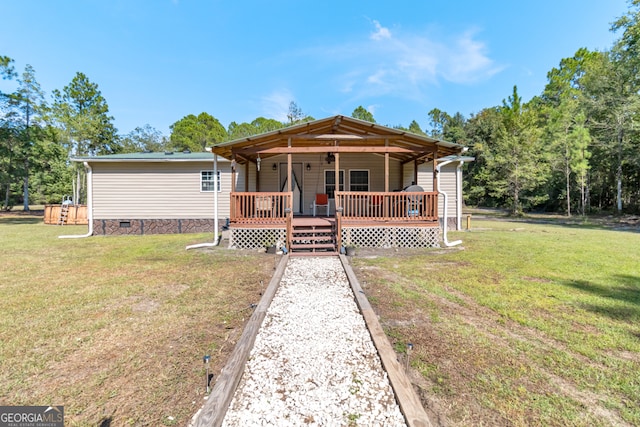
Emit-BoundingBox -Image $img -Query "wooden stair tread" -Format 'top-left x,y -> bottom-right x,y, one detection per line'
289,251 -> 338,257
292,236 -> 334,242
290,243 -> 336,250
292,227 -> 333,232
290,218 -> 337,253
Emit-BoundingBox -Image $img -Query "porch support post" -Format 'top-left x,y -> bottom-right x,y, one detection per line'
287,137 -> 292,248
384,139 -> 389,192
287,137 -> 292,208
432,148 -> 438,191
384,138 -> 390,217
413,159 -> 418,186
255,158 -> 260,192
231,154 -> 236,193
334,141 -> 340,214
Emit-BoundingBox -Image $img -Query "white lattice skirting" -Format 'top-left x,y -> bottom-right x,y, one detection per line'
230,226 -> 441,249
230,227 -> 287,249
341,226 -> 441,248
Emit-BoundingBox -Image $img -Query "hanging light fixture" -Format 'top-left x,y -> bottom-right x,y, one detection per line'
272,163 -> 277,171
256,154 -> 261,171
326,153 -> 335,164
306,163 -> 311,171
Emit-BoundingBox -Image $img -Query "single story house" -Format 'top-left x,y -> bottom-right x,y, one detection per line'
72,115 -> 471,252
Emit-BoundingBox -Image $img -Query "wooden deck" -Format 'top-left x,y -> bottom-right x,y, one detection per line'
227,192 -> 441,250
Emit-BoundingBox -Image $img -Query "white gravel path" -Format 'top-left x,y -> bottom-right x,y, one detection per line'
222,257 -> 406,426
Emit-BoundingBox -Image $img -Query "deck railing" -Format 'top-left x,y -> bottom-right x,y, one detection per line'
229,191 -> 438,224
336,191 -> 438,222
230,192 -> 292,224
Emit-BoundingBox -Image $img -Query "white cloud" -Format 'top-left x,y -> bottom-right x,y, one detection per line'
261,89 -> 294,122
306,20 -> 502,103
366,69 -> 388,85
366,104 -> 380,116
441,30 -> 504,83
370,20 -> 391,41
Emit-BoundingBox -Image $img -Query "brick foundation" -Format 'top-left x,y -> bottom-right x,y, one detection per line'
93,219 -> 219,235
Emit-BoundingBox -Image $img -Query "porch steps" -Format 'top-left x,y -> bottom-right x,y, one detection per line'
289,218 -> 337,255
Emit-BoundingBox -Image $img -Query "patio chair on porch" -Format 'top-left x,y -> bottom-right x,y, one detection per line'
369,195 -> 384,217
255,195 -> 273,218
313,193 -> 329,216
404,185 -> 424,217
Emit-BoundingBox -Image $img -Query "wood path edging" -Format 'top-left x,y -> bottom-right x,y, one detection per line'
191,254 -> 431,427
339,254 -> 432,427
192,254 -> 290,427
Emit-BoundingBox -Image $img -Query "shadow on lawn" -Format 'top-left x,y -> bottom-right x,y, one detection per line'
472,209 -> 640,234
562,275 -> 640,322
0,217 -> 43,225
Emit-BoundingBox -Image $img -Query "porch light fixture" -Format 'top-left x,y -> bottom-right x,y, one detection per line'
306,163 -> 311,171
326,153 -> 335,164
256,155 -> 261,171
272,163 -> 277,171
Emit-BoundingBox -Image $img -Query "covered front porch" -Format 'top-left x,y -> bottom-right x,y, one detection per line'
211,115 -> 466,253
228,191 -> 441,253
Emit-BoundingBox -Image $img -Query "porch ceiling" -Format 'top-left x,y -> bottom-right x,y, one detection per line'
211,115 -> 465,165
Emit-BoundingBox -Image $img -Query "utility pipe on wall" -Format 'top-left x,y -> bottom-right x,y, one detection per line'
436,159 -> 463,247
187,150 -> 220,250
456,161 -> 463,231
59,162 -> 93,239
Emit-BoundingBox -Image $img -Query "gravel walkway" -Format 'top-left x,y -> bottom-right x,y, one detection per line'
221,257 -> 406,426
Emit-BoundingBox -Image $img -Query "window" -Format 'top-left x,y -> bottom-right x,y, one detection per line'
324,170 -> 344,199
201,170 -> 221,192
349,170 -> 369,192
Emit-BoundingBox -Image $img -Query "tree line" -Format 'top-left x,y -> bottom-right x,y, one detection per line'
2,1 -> 640,214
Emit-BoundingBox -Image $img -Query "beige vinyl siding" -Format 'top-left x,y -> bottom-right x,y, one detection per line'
91,161 -> 231,219
417,163 -> 434,192
234,163 -> 248,192
246,163 -> 257,192
402,161 -> 416,189
255,153 -> 402,215
418,161 -> 458,220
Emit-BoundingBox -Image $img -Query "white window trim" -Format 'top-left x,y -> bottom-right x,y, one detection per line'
348,169 -> 370,192
324,169 -> 345,199
200,170 -> 221,192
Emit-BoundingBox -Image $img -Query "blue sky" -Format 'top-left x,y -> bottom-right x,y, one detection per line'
0,1 -> 629,137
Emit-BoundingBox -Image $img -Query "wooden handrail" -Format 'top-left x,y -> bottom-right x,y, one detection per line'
230,192 -> 292,224
336,209 -> 342,250
335,191 -> 438,222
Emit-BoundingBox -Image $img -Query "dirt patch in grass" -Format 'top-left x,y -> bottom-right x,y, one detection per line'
0,222 -> 279,426
352,257 -> 635,427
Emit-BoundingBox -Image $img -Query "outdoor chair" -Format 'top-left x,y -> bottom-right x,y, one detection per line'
404,185 -> 424,217
369,194 -> 384,217
313,193 -> 329,216
255,195 -> 273,218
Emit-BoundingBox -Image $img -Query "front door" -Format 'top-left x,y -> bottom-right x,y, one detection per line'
279,163 -> 303,214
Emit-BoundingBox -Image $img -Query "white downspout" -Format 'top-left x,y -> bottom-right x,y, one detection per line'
186,150 -> 220,250
59,162 -> 93,239
436,159 -> 463,247
456,161 -> 463,231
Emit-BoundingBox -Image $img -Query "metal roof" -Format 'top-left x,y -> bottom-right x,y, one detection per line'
71,151 -> 227,163
211,115 -> 466,165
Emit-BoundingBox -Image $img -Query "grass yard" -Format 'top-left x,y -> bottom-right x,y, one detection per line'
1,213 -> 638,426
352,218 -> 640,426
0,215 -> 276,426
